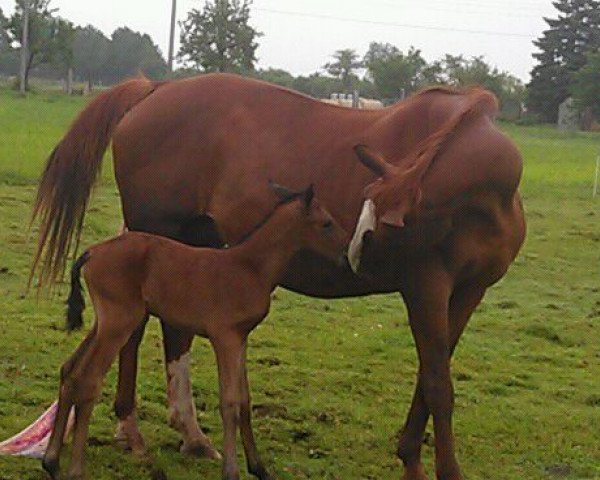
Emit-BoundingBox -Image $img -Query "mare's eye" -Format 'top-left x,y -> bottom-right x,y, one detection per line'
323,221 -> 333,232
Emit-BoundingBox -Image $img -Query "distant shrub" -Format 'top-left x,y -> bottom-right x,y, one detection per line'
515,112 -> 543,126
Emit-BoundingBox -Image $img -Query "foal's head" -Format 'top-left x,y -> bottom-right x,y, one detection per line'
270,182 -> 348,261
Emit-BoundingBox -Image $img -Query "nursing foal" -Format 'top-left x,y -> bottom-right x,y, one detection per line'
42,184 -> 347,480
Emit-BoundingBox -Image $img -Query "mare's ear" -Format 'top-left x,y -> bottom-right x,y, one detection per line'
269,180 -> 297,202
353,145 -> 398,178
302,184 -> 315,209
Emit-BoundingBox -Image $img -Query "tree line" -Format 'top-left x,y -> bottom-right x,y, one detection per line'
0,0 -> 167,90
0,0 -> 598,126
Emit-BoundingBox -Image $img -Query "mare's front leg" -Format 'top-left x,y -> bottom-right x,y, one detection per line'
162,322 -> 220,458
397,283 -> 485,480
212,332 -> 246,480
401,260 -> 461,480
239,346 -> 274,480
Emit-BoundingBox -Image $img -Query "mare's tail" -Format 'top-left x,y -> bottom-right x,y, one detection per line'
30,77 -> 160,289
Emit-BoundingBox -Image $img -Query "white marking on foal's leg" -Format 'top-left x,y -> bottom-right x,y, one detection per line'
166,353 -> 220,459
348,199 -> 377,273
114,410 -> 146,456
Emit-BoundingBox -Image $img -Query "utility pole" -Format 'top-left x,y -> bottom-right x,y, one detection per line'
168,0 -> 177,72
19,0 -> 30,94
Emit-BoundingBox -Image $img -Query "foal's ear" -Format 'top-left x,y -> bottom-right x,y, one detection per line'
302,184 -> 315,209
269,180 -> 297,202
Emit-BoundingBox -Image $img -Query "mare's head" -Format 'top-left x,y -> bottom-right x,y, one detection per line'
346,145 -> 424,273
270,182 -> 348,262
353,145 -> 423,229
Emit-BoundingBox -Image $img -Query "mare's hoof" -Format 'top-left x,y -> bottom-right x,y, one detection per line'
180,439 -> 222,460
42,457 -> 60,480
114,422 -> 147,456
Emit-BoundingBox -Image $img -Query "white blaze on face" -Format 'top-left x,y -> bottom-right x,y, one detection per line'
348,199 -> 377,274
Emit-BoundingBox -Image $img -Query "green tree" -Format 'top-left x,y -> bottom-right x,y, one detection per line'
179,0 -> 261,73
292,72 -> 343,99
104,27 -> 167,84
527,0 -> 600,122
0,7 -> 10,50
8,0 -> 61,89
73,25 -> 110,90
571,50 -> 600,117
436,55 -> 525,119
50,17 -> 75,84
253,68 -> 295,89
364,43 -> 427,100
0,7 -> 18,75
323,49 -> 362,92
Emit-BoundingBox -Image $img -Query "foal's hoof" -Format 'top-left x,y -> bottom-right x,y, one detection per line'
180,439 -> 222,460
402,463 -> 429,480
249,463 -> 276,480
42,457 -> 60,480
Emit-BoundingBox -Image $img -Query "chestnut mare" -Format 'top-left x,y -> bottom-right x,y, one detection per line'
42,184 -> 347,480
31,74 -> 525,480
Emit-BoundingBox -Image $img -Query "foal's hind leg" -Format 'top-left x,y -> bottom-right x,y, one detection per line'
43,326 -> 98,478
68,306 -> 146,479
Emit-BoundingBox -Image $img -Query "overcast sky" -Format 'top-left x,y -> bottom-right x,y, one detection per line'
0,0 -> 557,81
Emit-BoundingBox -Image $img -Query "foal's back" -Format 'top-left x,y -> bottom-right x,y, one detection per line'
83,232 -> 269,336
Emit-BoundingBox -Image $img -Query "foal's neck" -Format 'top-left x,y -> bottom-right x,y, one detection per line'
234,204 -> 304,287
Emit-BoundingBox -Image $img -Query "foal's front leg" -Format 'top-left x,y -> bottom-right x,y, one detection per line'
212,332 -> 246,480
239,348 -> 274,480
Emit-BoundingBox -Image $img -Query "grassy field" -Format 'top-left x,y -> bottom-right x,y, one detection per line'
0,88 -> 599,480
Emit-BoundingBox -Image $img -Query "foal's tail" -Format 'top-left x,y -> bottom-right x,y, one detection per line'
30,77 -> 162,290
66,251 -> 90,331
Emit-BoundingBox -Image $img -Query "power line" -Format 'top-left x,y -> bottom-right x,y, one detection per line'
371,3 -> 545,20
255,7 -> 534,39
369,0 -> 553,12
368,0 -> 552,18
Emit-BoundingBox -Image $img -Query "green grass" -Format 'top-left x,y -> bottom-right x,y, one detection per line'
0,90 -> 599,479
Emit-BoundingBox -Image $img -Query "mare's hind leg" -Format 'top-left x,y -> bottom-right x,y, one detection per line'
113,215 -> 223,457
114,319 -> 148,455
163,216 -> 223,457
163,323 -> 221,459
397,282 -> 485,480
